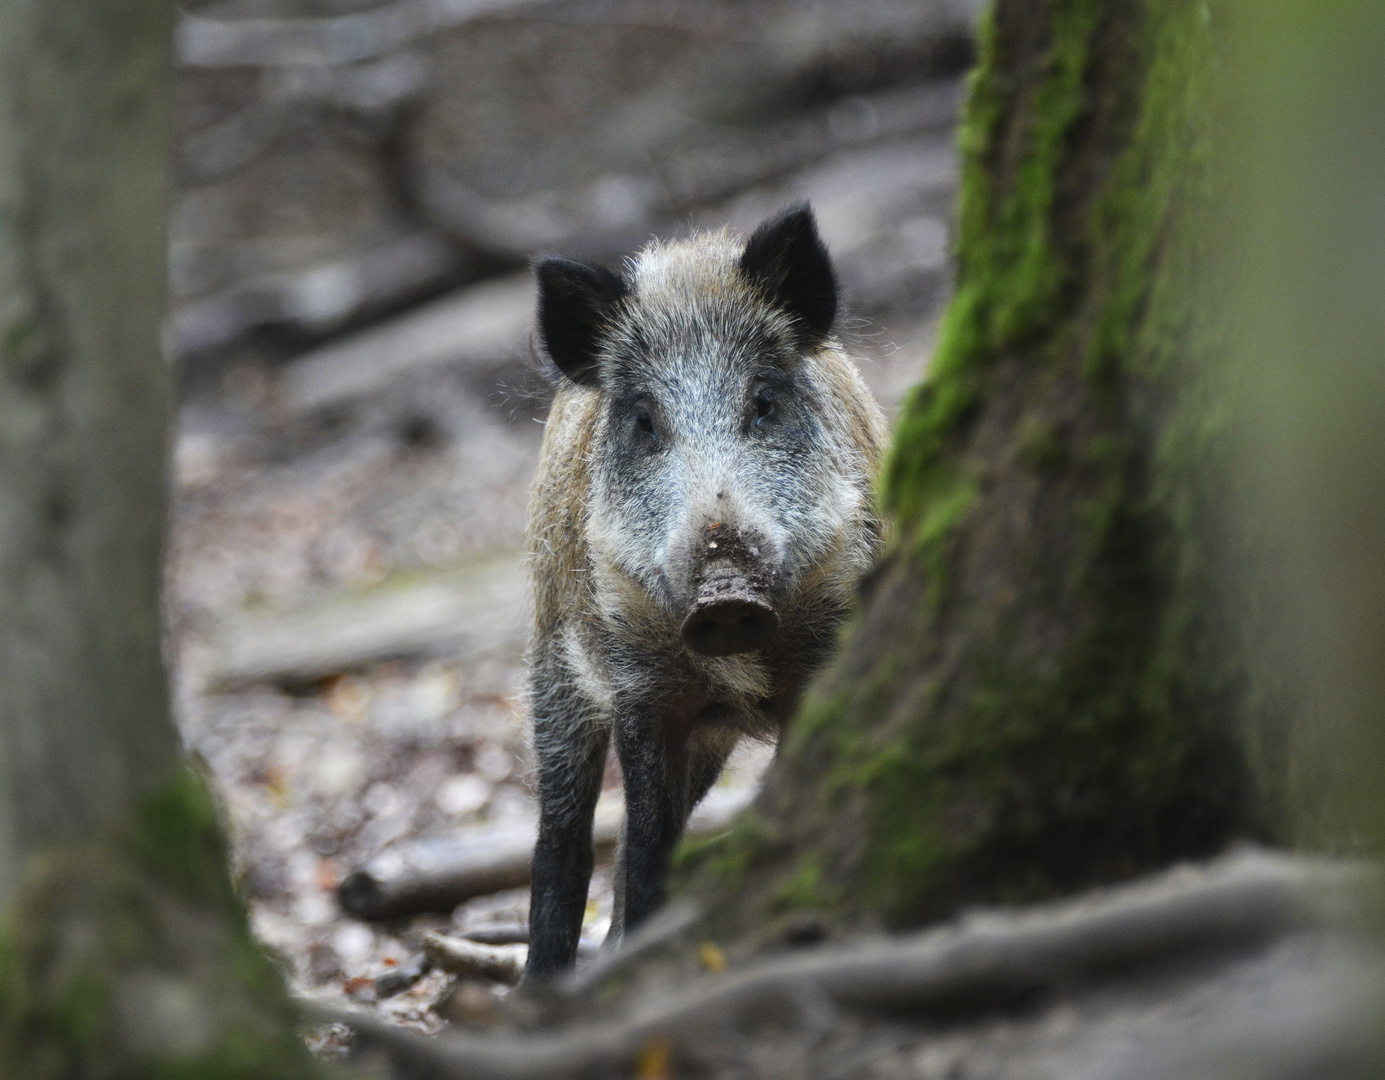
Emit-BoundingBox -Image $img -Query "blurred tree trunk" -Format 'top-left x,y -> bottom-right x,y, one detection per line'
0,1 -> 318,1075
1231,0 -> 1385,853
0,0 -> 177,910
682,0 -> 1276,944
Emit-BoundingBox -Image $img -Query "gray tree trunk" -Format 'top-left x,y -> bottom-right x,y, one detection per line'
0,3 -> 320,1075
0,0 -> 178,902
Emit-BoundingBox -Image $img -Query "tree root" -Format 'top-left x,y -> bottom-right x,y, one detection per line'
315,850 -> 1380,1080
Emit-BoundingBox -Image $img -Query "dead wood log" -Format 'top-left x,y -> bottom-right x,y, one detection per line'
207,554 -> 525,688
337,786 -> 757,921
652,80 -> 964,209
178,53 -> 430,185
176,0 -> 983,70
422,933 -> 526,985
410,82 -> 962,264
339,826 -> 539,922
459,924 -> 529,945
175,0 -> 547,68
374,952 -> 434,998
276,272 -> 533,414
169,229 -> 457,362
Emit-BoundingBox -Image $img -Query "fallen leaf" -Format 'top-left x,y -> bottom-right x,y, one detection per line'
635,1036 -> 672,1080
343,975 -> 376,1002
316,858 -> 341,891
696,942 -> 726,973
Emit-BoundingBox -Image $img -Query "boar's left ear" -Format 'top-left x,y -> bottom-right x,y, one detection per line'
535,256 -> 629,388
739,203 -> 838,347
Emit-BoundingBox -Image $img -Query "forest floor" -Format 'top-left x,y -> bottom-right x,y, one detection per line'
165,0 -> 961,1035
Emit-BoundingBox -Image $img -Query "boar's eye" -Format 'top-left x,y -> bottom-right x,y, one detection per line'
624,395 -> 660,447
753,389 -> 775,425
629,404 -> 661,449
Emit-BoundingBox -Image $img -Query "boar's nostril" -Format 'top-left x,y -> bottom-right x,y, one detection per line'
681,598 -> 779,657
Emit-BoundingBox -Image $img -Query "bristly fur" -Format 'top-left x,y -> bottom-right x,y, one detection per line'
523,207 -> 887,978
740,203 -> 839,346
534,257 -> 629,387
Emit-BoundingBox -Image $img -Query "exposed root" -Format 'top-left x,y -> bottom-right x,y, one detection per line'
315,850 -> 1381,1080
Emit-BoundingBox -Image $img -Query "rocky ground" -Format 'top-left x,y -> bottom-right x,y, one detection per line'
164,0 -> 973,1036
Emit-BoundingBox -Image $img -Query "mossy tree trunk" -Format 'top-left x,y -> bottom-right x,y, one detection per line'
683,0 -> 1271,944
0,2 -> 319,1075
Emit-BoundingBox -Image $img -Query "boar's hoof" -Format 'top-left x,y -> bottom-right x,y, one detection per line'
681,597 -> 779,656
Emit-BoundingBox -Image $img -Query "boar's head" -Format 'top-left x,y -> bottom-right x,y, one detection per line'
536,205 -> 864,658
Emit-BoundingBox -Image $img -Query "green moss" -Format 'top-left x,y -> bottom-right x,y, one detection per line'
983,0 -> 1102,343
148,1030 -> 318,1080
851,758 -> 954,913
885,0 -> 1102,526
770,853 -> 834,913
133,766 -> 229,903
915,473 -> 981,593
51,970 -> 110,1052
784,683 -> 856,755
673,810 -> 777,893
1017,415 -> 1066,471
0,766 -> 321,1080
3,315 -> 36,361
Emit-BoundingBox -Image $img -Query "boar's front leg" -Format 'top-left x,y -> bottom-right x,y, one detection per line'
613,699 -> 693,939
607,728 -> 736,946
525,677 -> 609,979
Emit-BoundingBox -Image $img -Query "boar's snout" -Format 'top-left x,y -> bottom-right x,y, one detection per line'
679,536 -> 780,656
679,522 -> 780,656
681,593 -> 779,656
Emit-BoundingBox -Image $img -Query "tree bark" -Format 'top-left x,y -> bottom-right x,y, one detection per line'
0,0 -> 180,901
679,0 -> 1271,946
0,2 -> 319,1074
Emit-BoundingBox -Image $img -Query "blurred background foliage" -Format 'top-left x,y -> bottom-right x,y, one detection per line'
1232,0 -> 1385,854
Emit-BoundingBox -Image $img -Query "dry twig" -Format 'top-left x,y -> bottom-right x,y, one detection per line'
422,933 -> 526,985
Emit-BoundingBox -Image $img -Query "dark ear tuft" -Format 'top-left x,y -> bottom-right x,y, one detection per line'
535,256 -> 628,387
739,203 -> 838,346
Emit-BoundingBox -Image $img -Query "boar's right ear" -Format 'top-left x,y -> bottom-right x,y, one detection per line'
739,203 -> 838,348
535,256 -> 628,388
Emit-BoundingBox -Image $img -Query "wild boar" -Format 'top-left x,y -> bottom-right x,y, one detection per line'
524,205 -> 886,977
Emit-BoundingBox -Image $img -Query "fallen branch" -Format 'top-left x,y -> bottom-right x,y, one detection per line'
649,80 -> 964,208
169,229 -> 458,363
176,0 -> 983,69
207,554 -> 525,689
326,850 -> 1381,1080
338,827 -> 535,922
374,952 -> 433,999
276,273 -> 534,415
337,785 -> 756,920
178,53 -> 430,183
176,0 -> 547,68
422,933 -> 525,985
459,924 -> 529,945
410,83 -> 963,261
